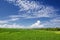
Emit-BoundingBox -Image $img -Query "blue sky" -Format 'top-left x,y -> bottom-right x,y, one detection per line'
0,0 -> 60,28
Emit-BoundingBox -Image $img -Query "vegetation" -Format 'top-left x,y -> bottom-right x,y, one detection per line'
0,28 -> 60,40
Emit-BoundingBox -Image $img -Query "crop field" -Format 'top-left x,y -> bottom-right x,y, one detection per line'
0,28 -> 60,40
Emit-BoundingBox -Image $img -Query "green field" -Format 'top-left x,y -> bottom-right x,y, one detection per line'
0,28 -> 60,40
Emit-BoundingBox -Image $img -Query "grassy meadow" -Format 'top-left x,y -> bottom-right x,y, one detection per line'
0,28 -> 60,40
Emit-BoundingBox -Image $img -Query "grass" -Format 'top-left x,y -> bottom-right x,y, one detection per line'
0,28 -> 60,40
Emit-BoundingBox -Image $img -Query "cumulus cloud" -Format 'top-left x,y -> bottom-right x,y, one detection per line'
6,0 -> 58,19
30,20 -> 44,28
0,20 -> 44,28
0,19 -> 60,28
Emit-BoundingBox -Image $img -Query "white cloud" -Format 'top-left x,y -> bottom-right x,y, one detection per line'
0,20 -> 8,24
15,0 -> 40,11
6,0 -> 58,19
50,17 -> 60,23
8,18 -> 20,21
1,0 -> 59,28
30,20 -> 44,28
0,19 -> 60,28
0,20 -> 44,28
43,18 -> 60,28
0,23 -> 24,28
0,17 -> 20,24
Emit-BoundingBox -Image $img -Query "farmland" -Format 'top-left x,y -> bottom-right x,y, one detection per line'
0,28 -> 60,40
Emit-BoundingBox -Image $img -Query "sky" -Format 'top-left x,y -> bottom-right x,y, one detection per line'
0,0 -> 60,28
